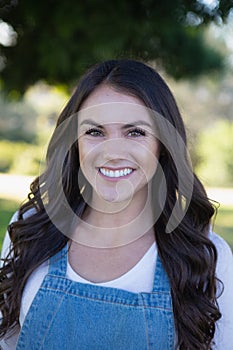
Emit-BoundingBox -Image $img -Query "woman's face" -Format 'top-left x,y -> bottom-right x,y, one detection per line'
77,85 -> 160,205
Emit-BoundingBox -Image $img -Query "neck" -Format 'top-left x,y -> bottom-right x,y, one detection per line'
86,191 -> 149,226
72,184 -> 156,248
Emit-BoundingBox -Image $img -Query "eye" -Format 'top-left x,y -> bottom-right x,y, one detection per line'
85,128 -> 104,137
127,128 -> 146,137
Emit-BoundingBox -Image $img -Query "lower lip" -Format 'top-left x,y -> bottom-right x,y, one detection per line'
98,169 -> 134,182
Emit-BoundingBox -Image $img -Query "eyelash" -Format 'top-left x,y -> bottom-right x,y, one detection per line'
128,128 -> 146,137
85,128 -> 146,137
85,128 -> 103,137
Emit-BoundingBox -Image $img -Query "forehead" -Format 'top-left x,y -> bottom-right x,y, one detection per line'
78,85 -> 153,125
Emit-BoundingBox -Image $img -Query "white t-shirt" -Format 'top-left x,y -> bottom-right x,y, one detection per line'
1,212 -> 233,349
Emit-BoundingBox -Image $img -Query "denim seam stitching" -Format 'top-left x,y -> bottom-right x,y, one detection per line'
140,294 -> 150,350
40,287 -> 172,310
38,291 -> 68,350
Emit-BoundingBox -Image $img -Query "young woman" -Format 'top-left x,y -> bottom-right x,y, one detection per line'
1,59 -> 233,349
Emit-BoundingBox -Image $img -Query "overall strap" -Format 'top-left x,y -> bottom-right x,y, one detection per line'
48,243 -> 69,277
152,254 -> 171,293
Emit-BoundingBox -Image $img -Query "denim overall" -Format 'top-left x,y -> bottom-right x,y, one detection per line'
16,244 -> 175,349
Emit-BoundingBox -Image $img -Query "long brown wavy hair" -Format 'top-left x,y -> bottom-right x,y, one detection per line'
0,59 -> 221,349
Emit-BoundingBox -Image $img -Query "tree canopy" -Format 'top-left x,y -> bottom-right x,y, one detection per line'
0,0 -> 232,95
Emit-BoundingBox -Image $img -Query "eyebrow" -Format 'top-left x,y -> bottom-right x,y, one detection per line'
80,119 -> 104,128
80,119 -> 152,128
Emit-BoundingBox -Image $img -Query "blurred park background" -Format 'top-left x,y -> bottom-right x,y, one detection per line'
0,0 -> 233,251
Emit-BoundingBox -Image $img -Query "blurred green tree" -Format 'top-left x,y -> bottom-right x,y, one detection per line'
196,120 -> 233,187
0,94 -> 37,142
0,0 -> 232,95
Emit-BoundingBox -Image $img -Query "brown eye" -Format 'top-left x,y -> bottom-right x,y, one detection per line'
128,128 -> 146,137
85,128 -> 104,137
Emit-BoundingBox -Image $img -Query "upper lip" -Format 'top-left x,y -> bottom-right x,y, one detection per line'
98,166 -> 135,170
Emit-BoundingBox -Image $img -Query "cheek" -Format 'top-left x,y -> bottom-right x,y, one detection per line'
78,141 -> 84,164
78,142 -> 96,187
78,140 -> 95,166
136,140 -> 160,161
138,143 -> 160,176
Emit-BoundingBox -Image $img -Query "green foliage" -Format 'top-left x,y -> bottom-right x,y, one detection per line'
214,205 -> 233,251
0,0 -> 232,95
0,140 -> 44,175
0,198 -> 19,251
0,84 -> 67,176
0,94 -> 37,142
196,120 -> 233,187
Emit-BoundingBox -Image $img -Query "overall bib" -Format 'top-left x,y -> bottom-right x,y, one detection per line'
16,244 -> 175,349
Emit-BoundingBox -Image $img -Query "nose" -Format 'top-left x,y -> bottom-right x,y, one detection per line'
101,138 -> 128,162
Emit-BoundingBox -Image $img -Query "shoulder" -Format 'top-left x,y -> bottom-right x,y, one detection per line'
208,229 -> 232,255
7,207 -> 36,225
208,230 -> 233,277
1,208 -> 37,262
208,231 -> 233,348
20,260 -> 49,326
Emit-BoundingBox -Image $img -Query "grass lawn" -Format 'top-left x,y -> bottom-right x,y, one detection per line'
0,197 -> 20,251
0,198 -> 233,252
213,205 -> 233,250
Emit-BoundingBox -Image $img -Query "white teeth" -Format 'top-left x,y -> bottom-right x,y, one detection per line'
99,168 -> 133,178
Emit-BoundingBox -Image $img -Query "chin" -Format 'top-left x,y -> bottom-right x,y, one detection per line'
101,194 -> 131,203
94,188 -> 133,205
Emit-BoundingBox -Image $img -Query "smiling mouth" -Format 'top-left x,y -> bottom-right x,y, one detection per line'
99,167 -> 134,178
